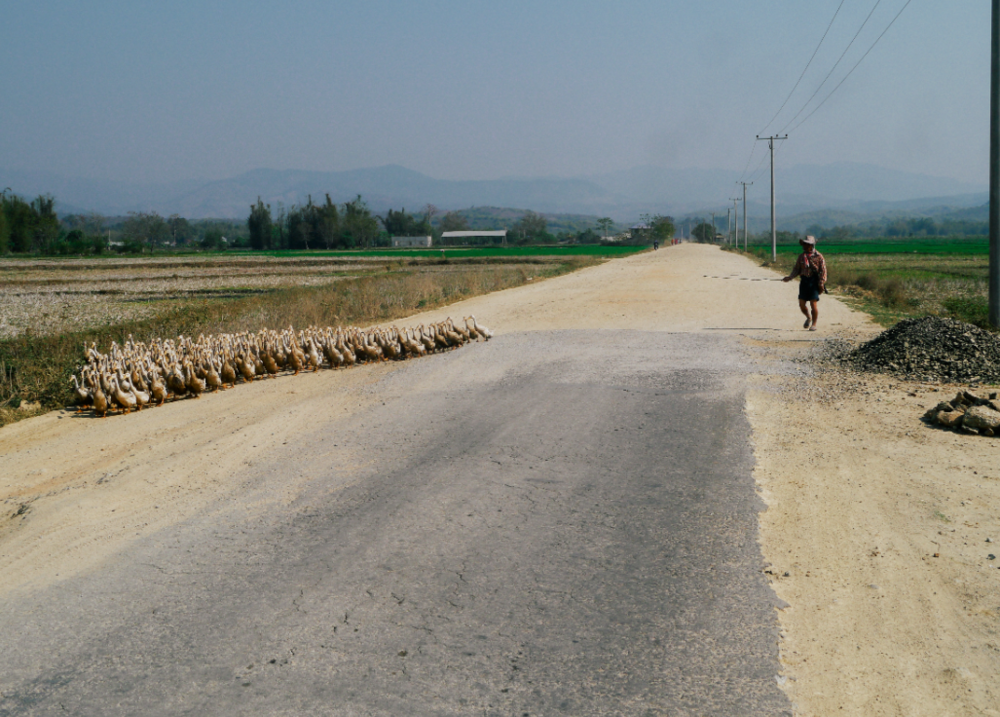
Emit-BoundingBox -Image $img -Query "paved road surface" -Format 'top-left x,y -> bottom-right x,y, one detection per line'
0,329 -> 789,716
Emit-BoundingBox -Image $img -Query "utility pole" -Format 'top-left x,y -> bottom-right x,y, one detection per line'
727,208 -> 731,245
757,134 -> 788,262
740,181 -> 753,251
730,196 -> 741,248
991,0 -> 1000,326
710,212 -> 717,243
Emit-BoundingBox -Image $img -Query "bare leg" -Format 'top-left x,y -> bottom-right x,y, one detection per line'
798,299 -> 811,328
809,300 -> 819,329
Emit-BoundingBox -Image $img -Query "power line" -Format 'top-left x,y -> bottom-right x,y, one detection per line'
759,0 -> 847,136
737,142 -> 759,184
748,144 -> 777,184
778,0 -> 885,135
741,1 -> 846,184
789,0 -> 915,134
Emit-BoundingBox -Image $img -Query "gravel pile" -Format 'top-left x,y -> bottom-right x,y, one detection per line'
846,316 -> 1000,384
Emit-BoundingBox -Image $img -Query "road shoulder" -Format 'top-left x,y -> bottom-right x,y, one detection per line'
749,342 -> 1000,715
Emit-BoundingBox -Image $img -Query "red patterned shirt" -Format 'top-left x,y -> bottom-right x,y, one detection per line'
789,250 -> 827,285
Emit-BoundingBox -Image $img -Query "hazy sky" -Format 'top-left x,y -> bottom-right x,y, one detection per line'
0,1 -> 988,187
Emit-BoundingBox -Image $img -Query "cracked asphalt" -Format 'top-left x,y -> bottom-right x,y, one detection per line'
0,329 -> 790,716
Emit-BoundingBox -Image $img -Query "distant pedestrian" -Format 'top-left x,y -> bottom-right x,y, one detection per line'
653,239 -> 659,250
782,235 -> 826,331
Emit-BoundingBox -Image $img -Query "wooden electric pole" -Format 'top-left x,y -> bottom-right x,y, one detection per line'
740,181 -> 753,251
730,196 -> 740,248
757,134 -> 787,262
991,0 -> 1000,326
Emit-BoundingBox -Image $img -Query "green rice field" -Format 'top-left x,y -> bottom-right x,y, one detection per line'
751,236 -> 989,256
245,245 -> 648,259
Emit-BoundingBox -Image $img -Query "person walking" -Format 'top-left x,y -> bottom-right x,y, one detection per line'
782,235 -> 826,331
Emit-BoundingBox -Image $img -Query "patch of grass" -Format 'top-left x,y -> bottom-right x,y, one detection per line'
735,241 -> 994,329
934,510 -> 952,523
942,295 -> 990,329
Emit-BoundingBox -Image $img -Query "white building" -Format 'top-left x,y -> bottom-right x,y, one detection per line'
440,230 -> 508,245
392,236 -> 433,248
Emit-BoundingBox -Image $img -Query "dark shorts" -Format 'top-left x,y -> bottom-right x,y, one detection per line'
798,275 -> 821,302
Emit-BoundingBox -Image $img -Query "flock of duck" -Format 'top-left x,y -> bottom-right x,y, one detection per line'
70,316 -> 492,417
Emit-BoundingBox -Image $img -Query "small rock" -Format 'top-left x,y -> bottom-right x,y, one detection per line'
783,572 -> 790,577
936,410 -> 964,428
961,405 -> 1000,430
964,390 -> 984,405
989,554 -> 996,561
987,538 -> 993,543
922,408 -> 943,423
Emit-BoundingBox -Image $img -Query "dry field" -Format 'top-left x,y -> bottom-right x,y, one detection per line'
0,255 -> 559,339
0,253 -> 590,423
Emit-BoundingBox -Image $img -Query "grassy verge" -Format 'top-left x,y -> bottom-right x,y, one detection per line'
0,258 -> 593,426
731,243 -> 992,329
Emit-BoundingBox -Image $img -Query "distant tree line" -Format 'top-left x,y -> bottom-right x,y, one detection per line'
248,194 -> 383,251
0,185 -> 666,256
803,216 -> 989,241
0,188 -> 252,255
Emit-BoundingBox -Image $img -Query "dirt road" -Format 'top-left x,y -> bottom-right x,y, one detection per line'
1,243 -> 996,715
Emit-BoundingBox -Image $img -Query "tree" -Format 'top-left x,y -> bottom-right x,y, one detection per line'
422,204 -> 437,234
596,217 -> 614,239
512,210 -> 548,243
692,222 -> 715,243
30,195 -> 60,253
382,207 -> 422,236
316,194 -> 339,249
649,215 -> 675,243
65,229 -> 91,254
341,195 -> 379,248
248,197 -> 273,251
201,226 -> 225,250
439,211 -> 470,233
121,211 -> 169,251
274,202 -> 287,250
0,190 -> 9,254
286,197 -> 319,250
167,215 -> 193,245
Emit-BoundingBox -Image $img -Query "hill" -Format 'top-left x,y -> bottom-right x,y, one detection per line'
0,162 -> 986,224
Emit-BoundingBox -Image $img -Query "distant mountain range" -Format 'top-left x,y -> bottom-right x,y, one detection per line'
0,162 -> 987,228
